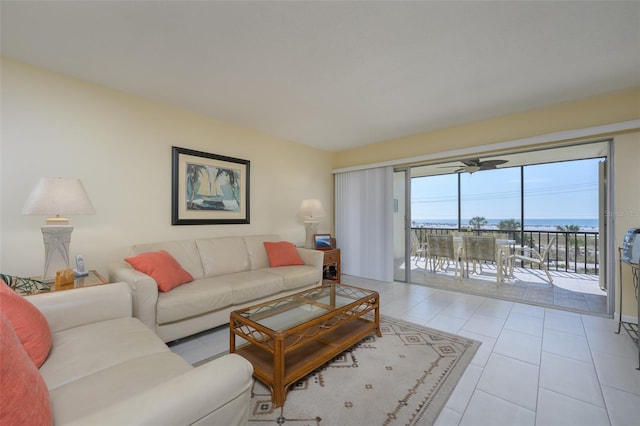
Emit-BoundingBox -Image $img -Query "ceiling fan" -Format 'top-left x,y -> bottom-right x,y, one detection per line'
440,158 -> 508,174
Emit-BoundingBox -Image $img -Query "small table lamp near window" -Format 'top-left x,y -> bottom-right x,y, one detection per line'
22,177 -> 95,282
298,199 -> 325,249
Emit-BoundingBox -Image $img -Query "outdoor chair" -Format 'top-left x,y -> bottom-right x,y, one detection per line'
462,235 -> 502,281
410,230 -> 428,266
509,236 -> 556,283
426,234 -> 460,278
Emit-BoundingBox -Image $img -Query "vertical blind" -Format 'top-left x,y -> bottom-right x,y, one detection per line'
335,167 -> 394,282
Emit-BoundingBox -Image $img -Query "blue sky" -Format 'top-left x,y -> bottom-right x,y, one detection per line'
411,158 -> 601,221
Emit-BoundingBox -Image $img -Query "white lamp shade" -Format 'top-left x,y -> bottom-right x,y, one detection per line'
23,177 -> 95,223
298,199 -> 325,220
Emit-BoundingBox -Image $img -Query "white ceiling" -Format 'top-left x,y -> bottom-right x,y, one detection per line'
1,1 -> 639,152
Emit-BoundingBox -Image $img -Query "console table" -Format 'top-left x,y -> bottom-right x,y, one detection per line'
616,247 -> 639,370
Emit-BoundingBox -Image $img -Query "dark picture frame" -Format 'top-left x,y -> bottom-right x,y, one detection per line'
313,234 -> 334,250
172,146 -> 250,225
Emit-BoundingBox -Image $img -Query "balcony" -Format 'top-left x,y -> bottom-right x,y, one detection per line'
407,227 -> 607,315
412,227 -> 601,274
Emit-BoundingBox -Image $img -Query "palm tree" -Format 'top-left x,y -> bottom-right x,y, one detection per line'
186,164 -> 208,209
469,216 -> 487,230
557,225 -> 580,232
498,219 -> 520,231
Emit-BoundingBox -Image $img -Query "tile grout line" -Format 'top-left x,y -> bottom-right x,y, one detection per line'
580,313 -> 615,426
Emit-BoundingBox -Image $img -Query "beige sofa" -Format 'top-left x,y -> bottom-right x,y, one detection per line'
25,282 -> 254,425
109,234 -> 324,342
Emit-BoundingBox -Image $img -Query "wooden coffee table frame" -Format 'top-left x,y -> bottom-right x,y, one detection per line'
229,283 -> 380,407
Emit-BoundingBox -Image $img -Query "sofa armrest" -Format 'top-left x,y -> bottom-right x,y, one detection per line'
297,247 -> 324,270
25,282 -> 132,333
65,354 -> 254,426
109,261 -> 159,333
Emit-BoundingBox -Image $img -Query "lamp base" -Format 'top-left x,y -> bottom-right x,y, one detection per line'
41,225 -> 73,283
304,220 -> 319,249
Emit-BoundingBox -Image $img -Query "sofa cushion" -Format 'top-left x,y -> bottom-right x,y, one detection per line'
214,270 -> 285,304
264,241 -> 305,267
125,250 -> 194,292
244,234 -> 281,270
40,317 -> 171,390
0,313 -> 52,426
196,237 -> 251,278
0,282 -> 52,367
49,352 -> 191,425
131,240 -> 204,280
156,278 -> 234,325
264,265 -> 321,290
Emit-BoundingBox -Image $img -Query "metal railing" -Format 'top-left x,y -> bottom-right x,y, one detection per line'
412,227 -> 600,275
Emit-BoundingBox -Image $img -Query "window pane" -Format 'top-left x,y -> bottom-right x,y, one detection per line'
523,159 -> 600,230
460,168 -> 521,230
411,174 -> 458,228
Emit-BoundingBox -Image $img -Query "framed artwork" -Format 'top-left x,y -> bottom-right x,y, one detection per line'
313,234 -> 334,250
172,146 -> 250,225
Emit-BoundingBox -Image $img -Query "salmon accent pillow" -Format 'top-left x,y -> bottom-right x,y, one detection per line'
0,312 -> 52,426
0,282 -> 52,368
264,241 -> 305,267
125,250 -> 194,292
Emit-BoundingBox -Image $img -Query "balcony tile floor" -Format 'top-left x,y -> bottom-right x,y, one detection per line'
170,275 -> 639,426
405,258 -> 608,316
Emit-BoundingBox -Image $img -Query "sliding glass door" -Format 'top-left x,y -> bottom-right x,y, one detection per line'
393,169 -> 409,282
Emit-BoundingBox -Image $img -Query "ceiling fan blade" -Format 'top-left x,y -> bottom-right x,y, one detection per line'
478,159 -> 508,167
479,165 -> 498,170
460,158 -> 480,167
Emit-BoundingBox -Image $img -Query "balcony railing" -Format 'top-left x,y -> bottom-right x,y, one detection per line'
411,227 -> 600,275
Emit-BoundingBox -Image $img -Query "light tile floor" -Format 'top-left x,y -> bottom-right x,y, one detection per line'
170,275 -> 640,426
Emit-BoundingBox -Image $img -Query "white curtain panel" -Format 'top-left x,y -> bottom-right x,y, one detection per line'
335,167 -> 394,282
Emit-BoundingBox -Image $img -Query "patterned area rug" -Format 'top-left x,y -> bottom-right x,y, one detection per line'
248,315 -> 480,425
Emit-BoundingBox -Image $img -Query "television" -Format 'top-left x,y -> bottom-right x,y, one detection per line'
622,228 -> 640,263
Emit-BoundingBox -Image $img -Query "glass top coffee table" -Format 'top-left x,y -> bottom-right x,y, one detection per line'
230,283 -> 380,407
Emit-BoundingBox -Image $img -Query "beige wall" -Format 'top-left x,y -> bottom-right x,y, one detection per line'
334,88 -> 640,169
613,134 -> 640,319
0,58 -> 335,277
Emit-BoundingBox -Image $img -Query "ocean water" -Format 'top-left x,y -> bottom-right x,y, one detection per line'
413,218 -> 599,231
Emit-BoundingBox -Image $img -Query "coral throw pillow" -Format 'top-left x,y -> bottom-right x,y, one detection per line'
125,250 -> 194,292
264,241 -> 305,267
0,313 -> 52,426
0,283 -> 52,368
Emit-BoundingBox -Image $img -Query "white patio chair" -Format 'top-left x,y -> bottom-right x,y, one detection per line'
462,235 -> 501,281
509,236 -> 556,283
411,230 -> 428,266
426,234 -> 460,278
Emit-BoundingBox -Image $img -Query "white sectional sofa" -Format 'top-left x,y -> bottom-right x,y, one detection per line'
23,282 -> 254,425
109,234 -> 324,342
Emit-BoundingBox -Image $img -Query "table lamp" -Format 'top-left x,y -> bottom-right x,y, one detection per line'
22,177 -> 95,282
298,199 -> 325,249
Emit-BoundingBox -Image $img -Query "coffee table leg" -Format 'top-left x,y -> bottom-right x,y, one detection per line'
272,335 -> 285,407
229,319 -> 236,353
229,332 -> 236,354
375,300 -> 381,337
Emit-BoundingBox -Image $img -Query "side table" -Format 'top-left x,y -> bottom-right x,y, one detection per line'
321,249 -> 341,283
31,270 -> 109,293
616,248 -> 640,370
